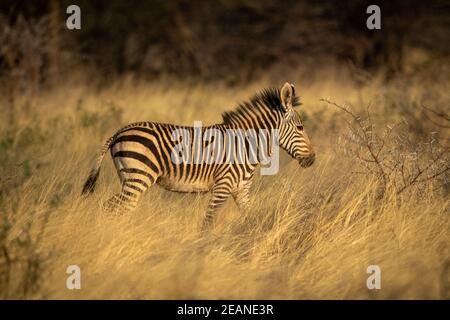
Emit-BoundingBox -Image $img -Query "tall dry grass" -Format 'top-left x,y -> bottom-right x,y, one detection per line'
0,69 -> 449,299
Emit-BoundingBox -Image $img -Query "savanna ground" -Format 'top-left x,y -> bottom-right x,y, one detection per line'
0,65 -> 449,299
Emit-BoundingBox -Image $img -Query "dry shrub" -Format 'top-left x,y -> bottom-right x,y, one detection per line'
0,14 -> 49,122
0,204 -> 49,299
0,8 -> 72,124
321,98 -> 450,197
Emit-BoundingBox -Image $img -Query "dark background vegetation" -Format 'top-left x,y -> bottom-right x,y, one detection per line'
1,0 -> 449,85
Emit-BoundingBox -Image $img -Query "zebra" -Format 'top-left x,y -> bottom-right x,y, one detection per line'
81,82 -> 315,230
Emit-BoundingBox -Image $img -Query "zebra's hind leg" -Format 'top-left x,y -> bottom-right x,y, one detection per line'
103,178 -> 152,214
103,192 -> 136,214
202,180 -> 233,232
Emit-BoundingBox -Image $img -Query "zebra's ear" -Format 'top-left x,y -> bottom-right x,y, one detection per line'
280,82 -> 294,112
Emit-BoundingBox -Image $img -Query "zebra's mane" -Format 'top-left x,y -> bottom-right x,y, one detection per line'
221,87 -> 301,125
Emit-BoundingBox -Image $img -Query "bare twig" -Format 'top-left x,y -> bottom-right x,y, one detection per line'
321,98 -> 450,196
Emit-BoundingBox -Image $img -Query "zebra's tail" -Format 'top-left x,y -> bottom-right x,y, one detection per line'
81,135 -> 116,196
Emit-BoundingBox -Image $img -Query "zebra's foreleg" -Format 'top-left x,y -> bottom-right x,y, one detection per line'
202,181 -> 233,232
232,185 -> 251,212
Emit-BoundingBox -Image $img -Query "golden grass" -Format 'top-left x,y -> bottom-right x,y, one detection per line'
1,70 -> 449,299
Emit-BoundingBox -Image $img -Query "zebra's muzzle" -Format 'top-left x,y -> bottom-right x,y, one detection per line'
299,153 -> 315,167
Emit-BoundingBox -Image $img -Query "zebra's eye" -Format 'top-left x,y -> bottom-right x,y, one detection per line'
297,125 -> 304,131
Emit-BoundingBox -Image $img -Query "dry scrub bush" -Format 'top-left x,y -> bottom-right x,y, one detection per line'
0,120 -> 50,298
0,14 -> 49,122
0,211 -> 48,299
0,9 -> 71,124
321,98 -> 450,197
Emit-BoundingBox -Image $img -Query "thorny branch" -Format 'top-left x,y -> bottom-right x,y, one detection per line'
320,98 -> 450,196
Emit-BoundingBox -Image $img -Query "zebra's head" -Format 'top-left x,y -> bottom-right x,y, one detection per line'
277,82 -> 315,168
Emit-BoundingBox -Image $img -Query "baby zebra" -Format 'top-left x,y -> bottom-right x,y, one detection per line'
81,82 -> 315,230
